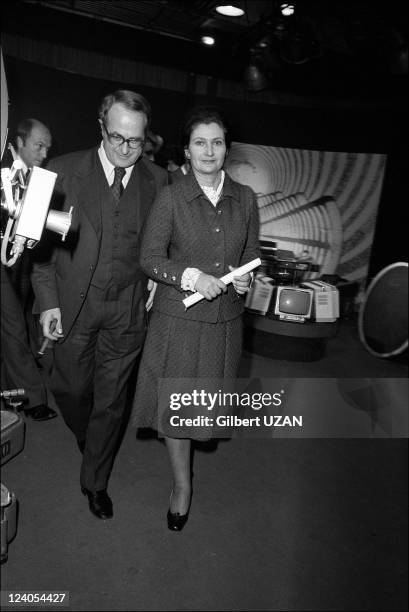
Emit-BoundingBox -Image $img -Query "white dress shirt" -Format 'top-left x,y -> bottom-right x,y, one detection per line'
98,142 -> 134,188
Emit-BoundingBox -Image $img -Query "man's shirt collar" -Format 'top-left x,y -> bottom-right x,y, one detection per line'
97,142 -> 133,187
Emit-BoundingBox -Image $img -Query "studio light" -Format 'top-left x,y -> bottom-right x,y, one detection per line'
215,5 -> 245,17
201,35 -> 215,46
280,3 -> 295,17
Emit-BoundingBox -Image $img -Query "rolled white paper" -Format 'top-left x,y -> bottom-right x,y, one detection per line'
183,257 -> 262,309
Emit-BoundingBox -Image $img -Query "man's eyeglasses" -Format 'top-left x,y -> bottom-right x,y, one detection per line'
102,121 -> 145,150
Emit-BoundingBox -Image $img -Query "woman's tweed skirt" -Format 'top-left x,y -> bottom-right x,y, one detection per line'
132,310 -> 243,439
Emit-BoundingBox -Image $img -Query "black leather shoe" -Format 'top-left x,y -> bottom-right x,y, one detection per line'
167,509 -> 189,531
167,489 -> 190,531
81,487 -> 113,520
25,405 -> 57,421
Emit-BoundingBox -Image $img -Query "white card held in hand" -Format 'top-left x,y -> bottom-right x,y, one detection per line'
183,258 -> 262,309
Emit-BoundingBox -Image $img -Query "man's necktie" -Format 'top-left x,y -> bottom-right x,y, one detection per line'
111,167 -> 126,203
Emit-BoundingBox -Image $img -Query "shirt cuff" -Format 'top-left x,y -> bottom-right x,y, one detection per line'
181,268 -> 202,291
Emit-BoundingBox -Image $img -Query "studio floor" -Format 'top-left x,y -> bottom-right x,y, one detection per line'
1,317 -> 408,611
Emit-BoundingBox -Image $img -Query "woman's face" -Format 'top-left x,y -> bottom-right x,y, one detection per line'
186,122 -> 227,179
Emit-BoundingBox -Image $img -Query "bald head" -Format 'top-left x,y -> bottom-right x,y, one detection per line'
16,118 -> 52,168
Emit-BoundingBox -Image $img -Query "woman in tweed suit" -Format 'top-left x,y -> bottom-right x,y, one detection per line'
132,107 -> 260,530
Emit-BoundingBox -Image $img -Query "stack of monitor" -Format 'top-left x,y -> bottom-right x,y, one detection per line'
245,241 -> 339,323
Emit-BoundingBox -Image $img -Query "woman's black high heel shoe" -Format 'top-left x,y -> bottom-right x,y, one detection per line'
167,509 -> 189,531
167,490 -> 190,531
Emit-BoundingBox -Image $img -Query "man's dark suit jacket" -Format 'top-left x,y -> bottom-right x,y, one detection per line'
31,147 -> 167,338
139,171 -> 260,324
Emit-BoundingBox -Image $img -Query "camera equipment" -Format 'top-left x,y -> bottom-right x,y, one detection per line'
1,150 -> 73,267
259,239 -> 320,285
1,50 -> 73,267
1,389 -> 26,564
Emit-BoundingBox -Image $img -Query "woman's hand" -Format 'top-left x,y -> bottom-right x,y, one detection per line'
145,279 -> 157,312
194,273 -> 227,300
228,265 -> 252,295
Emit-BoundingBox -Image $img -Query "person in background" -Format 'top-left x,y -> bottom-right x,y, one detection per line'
143,129 -> 163,162
1,267 -> 57,421
14,118 -> 52,170
164,143 -> 190,184
132,106 -> 260,531
1,118 -> 56,422
31,90 -> 167,520
12,119 -> 53,350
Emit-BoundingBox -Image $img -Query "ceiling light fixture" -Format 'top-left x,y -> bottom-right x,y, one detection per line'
280,3 -> 295,17
215,5 -> 245,17
201,35 -> 216,46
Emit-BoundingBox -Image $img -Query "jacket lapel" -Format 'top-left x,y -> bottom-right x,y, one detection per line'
122,158 -> 155,227
72,151 -> 156,234
72,149 -> 103,236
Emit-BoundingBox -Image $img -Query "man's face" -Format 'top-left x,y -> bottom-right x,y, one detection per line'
100,103 -> 147,168
17,125 -> 52,168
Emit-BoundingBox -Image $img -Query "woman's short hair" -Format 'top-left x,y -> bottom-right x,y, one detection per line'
181,106 -> 231,148
98,90 -> 151,126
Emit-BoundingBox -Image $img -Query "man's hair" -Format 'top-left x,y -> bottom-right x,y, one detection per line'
98,90 -> 151,126
180,106 -> 231,149
15,118 -> 50,145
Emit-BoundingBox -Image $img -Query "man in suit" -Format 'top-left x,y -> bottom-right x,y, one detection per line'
31,90 -> 167,519
1,118 -> 57,421
14,118 -> 52,170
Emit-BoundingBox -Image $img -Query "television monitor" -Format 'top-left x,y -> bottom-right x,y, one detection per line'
301,280 -> 339,322
274,286 -> 313,322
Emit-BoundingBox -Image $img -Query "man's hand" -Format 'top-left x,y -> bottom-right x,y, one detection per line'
146,279 -> 157,312
228,265 -> 251,295
40,308 -> 64,341
194,273 -> 227,301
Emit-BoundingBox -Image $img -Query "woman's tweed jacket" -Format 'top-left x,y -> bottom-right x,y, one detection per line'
139,171 -> 260,323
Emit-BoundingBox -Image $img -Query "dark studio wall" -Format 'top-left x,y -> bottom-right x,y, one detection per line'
3,55 -> 408,281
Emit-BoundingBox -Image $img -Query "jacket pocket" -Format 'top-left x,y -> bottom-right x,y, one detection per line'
158,284 -> 185,302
